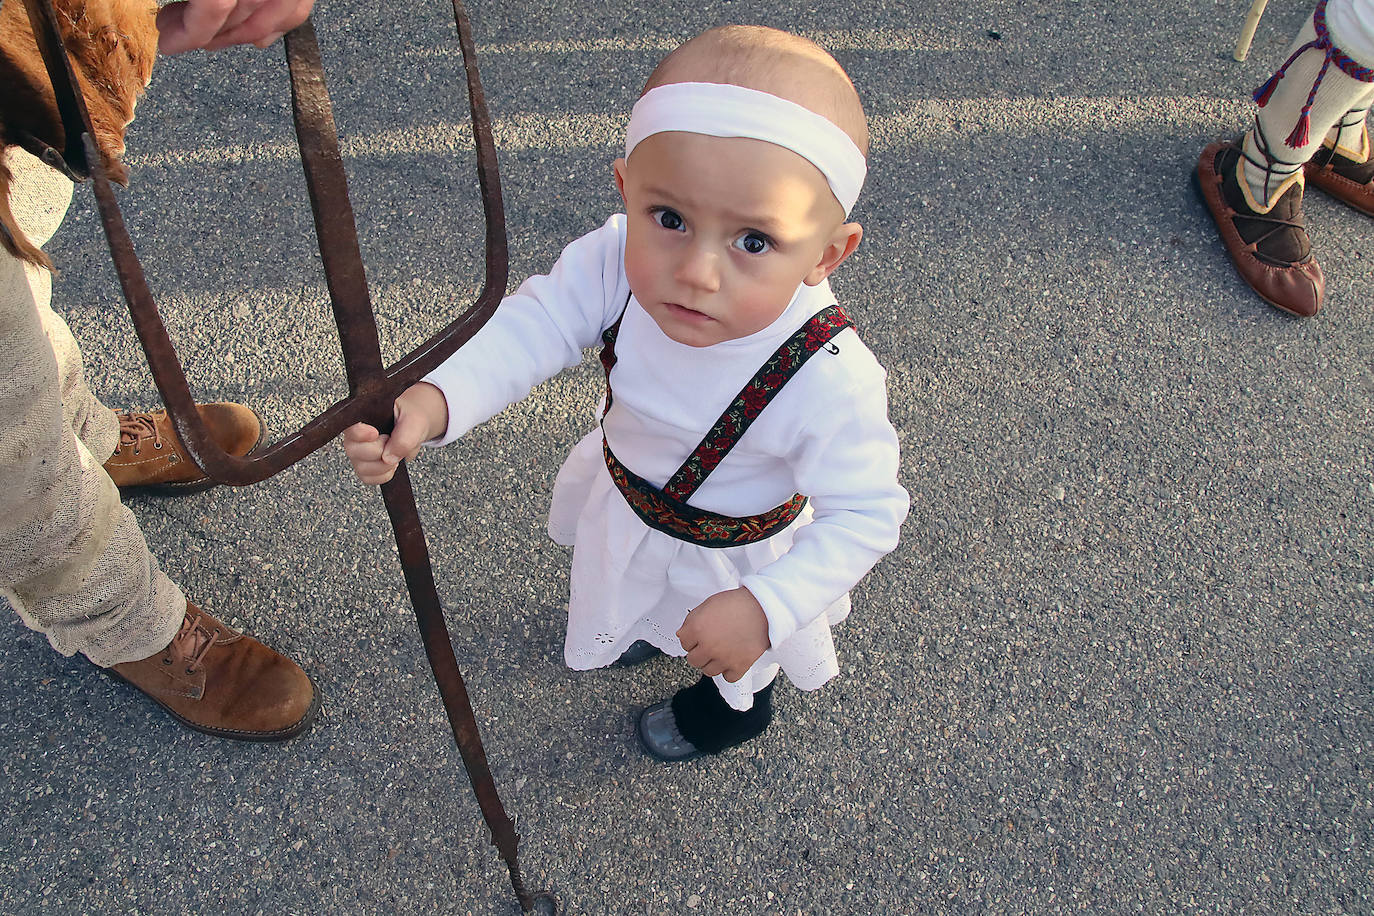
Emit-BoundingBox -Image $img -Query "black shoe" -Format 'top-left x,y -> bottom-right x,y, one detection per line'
612,640 -> 664,668
637,700 -> 704,762
636,676 -> 775,762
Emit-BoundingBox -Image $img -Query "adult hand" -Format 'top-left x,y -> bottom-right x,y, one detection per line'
157,0 -> 316,54
677,587 -> 771,683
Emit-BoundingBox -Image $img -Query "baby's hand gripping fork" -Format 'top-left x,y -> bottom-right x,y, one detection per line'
19,0 -> 559,911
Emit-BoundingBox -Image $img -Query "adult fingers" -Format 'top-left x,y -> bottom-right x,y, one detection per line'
204,0 -> 314,50
156,0 -> 240,54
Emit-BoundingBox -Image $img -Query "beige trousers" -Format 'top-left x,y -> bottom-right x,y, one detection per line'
0,148 -> 183,666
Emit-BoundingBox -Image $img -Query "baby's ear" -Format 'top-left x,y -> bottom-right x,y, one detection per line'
804,221 -> 862,286
612,157 -> 628,202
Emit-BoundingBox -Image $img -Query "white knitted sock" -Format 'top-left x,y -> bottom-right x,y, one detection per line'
1322,106 -> 1371,160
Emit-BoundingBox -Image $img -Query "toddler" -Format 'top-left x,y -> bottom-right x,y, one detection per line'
343,25 -> 909,761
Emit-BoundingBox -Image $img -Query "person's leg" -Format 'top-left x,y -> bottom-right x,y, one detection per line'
0,150 -> 179,665
40,302 -> 122,462
1,149 -> 317,739
1306,105 -> 1374,212
1305,0 -> 1374,212
1196,0 -> 1374,317
1241,2 -> 1374,209
1321,104 -> 1373,161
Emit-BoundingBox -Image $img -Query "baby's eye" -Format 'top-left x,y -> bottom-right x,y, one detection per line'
734,232 -> 772,255
651,208 -> 685,231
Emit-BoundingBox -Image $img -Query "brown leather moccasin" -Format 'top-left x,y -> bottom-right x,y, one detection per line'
108,602 -> 319,741
1195,140 -> 1325,318
105,402 -> 264,494
1306,139 -> 1374,218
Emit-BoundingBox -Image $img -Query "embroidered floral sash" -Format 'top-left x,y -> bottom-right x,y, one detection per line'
599,303 -> 853,548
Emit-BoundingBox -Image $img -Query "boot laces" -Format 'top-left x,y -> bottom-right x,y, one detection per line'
115,412 -> 164,457
163,610 -> 222,676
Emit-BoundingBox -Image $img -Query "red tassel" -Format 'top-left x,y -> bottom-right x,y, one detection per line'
1286,111 -> 1312,148
1253,72 -> 1281,107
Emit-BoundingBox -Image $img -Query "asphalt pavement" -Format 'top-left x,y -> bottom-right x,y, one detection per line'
1,0 -> 1370,913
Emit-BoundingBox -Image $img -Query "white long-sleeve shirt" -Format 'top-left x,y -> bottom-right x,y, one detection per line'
425,215 -> 908,708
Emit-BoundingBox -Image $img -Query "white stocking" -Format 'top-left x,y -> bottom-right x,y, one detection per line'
1240,1 -> 1374,210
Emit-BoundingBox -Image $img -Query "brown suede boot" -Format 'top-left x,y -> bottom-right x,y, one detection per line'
105,403 -> 264,494
109,602 -> 319,741
1306,136 -> 1374,217
1195,140 -> 1325,317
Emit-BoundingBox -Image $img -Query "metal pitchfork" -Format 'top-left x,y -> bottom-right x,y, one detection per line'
20,0 -> 559,911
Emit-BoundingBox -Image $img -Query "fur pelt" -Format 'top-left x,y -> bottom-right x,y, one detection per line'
0,0 -> 157,268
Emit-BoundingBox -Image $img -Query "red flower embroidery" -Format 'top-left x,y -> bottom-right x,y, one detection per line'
741,386 -> 769,417
761,371 -> 788,391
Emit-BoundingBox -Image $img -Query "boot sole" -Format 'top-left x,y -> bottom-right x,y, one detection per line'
104,665 -> 322,742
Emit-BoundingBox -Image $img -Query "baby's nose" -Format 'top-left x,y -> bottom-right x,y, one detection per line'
675,245 -> 721,292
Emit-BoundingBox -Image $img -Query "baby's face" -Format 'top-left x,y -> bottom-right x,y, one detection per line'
615,131 -> 851,348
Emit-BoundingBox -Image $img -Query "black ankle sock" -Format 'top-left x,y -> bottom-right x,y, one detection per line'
669,675 -> 774,754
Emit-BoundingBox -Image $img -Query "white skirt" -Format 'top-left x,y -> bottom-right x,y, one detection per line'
548,430 -> 849,711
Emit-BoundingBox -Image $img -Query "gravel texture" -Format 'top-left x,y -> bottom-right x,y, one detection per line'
1,1 -> 1370,914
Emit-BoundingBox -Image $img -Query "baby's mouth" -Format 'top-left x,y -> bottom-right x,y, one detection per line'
665,302 -> 713,321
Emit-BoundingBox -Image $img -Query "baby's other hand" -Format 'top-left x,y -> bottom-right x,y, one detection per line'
341,382 -> 448,485
677,586 -> 770,683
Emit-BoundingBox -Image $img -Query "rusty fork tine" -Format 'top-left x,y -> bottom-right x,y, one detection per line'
286,19 -> 384,392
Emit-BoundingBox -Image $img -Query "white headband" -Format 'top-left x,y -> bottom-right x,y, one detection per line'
625,81 -> 867,215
